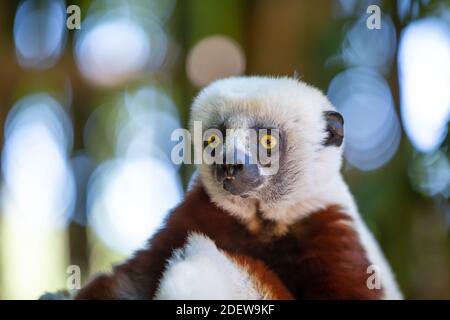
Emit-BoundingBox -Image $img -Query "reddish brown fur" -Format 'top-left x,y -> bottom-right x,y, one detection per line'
76,183 -> 383,300
227,253 -> 294,300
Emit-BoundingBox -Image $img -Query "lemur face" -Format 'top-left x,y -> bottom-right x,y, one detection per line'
199,112 -> 284,197
190,76 -> 344,208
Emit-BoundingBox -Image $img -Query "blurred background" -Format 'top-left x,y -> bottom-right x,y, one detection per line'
0,0 -> 449,299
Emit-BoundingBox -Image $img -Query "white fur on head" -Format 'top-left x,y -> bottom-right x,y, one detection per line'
189,76 -> 343,222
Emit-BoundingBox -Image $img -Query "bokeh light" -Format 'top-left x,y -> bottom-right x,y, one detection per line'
83,85 -> 183,255
118,87 -> 181,166
75,18 -> 151,87
328,68 -> 401,171
74,1 -> 169,87
398,18 -> 450,153
1,93 -> 74,299
87,157 -> 183,255
14,0 -> 66,70
342,14 -> 396,74
2,94 -> 75,228
186,35 -> 246,87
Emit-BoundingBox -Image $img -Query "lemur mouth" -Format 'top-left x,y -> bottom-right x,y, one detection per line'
220,167 -> 264,197
222,179 -> 251,197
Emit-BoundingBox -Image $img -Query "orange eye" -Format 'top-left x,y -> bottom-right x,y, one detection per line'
260,134 -> 277,150
206,134 -> 220,148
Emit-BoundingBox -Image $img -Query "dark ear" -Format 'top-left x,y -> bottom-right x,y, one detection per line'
323,111 -> 344,147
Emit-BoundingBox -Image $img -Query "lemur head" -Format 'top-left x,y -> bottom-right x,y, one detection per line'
189,76 -> 344,215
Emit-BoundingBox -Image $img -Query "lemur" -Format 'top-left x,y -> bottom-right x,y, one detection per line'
75,76 -> 402,300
